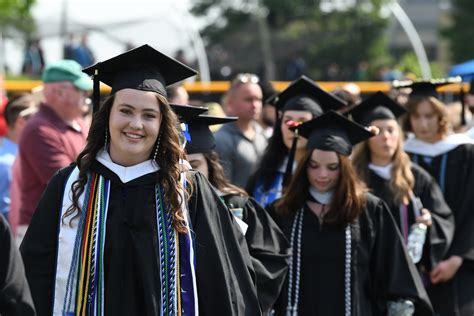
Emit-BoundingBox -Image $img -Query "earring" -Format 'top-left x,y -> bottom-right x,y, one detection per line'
153,132 -> 162,161
104,128 -> 108,150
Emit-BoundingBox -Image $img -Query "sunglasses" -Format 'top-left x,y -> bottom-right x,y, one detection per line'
231,73 -> 260,85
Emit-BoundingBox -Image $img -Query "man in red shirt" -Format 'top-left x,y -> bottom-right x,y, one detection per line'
15,60 -> 92,241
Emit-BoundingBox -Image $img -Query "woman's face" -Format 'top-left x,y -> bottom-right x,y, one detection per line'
368,119 -> 400,164
306,149 -> 340,192
409,100 -> 441,143
280,110 -> 313,150
186,153 -> 209,179
109,89 -> 161,166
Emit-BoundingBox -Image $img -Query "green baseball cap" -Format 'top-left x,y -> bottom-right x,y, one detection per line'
42,59 -> 93,91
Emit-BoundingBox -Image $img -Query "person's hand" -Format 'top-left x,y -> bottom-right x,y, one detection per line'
415,208 -> 432,226
367,125 -> 380,135
430,256 -> 463,284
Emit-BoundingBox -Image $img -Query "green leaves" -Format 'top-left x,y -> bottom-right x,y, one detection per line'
191,0 -> 391,80
441,0 -> 474,63
0,0 -> 36,36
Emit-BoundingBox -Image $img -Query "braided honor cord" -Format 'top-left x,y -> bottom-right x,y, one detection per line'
286,207 -> 352,316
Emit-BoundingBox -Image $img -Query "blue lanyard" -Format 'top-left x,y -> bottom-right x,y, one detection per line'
412,153 -> 448,193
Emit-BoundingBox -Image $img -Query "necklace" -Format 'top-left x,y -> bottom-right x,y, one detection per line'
286,208 -> 352,316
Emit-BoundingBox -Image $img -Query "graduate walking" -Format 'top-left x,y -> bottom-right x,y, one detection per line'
268,111 -> 433,315
20,45 -> 261,316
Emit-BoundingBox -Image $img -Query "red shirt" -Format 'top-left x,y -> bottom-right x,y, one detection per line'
17,104 -> 88,225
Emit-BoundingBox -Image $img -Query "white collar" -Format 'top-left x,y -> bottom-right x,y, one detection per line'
309,186 -> 334,204
96,149 -> 159,183
465,126 -> 474,139
404,133 -> 474,157
368,163 -> 392,180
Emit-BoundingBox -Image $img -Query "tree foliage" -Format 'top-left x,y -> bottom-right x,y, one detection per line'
0,0 -> 37,38
442,0 -> 474,63
191,0 -> 391,80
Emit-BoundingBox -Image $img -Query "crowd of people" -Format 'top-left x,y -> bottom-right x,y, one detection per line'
0,43 -> 474,316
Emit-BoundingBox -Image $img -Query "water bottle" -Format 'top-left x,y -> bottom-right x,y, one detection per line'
406,197 -> 427,264
407,223 -> 427,263
387,299 -> 415,316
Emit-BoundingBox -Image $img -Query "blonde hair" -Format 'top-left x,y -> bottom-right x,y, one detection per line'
352,124 -> 414,204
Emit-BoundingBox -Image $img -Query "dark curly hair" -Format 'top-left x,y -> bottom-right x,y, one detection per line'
64,93 -> 189,233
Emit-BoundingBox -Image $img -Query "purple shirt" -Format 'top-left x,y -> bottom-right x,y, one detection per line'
17,104 -> 87,225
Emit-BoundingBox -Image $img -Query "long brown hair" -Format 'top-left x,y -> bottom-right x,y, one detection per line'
204,151 -> 248,196
402,96 -> 450,137
65,93 -> 189,233
276,149 -> 366,227
352,124 -> 414,204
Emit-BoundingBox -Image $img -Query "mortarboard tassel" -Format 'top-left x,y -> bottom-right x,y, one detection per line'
92,65 -> 101,114
283,120 -> 300,187
460,83 -> 466,126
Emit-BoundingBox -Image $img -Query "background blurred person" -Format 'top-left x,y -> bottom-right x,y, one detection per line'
215,73 -> 266,187
21,38 -> 45,78
71,33 -> 95,68
0,94 -> 37,223
402,81 -> 474,315
167,83 -> 189,105
15,60 -> 92,243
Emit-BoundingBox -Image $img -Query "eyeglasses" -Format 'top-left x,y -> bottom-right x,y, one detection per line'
231,73 -> 260,85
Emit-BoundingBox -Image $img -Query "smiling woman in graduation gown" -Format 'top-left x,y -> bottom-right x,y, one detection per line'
20,45 -> 260,316
268,111 -> 433,315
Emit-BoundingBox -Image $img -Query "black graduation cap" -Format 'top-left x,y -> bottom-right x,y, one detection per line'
185,115 -> 237,154
267,75 -> 346,116
392,77 -> 460,98
275,77 -> 347,187
169,104 -> 208,123
291,110 -> 374,156
83,44 -> 198,112
348,91 -> 406,126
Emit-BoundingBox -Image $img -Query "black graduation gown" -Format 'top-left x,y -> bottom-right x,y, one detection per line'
0,215 -> 36,316
366,164 -> 454,278
221,193 -> 291,314
408,144 -> 474,315
268,193 -> 433,316
20,161 -> 261,316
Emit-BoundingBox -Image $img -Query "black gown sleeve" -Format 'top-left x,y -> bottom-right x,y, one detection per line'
447,145 -> 474,263
20,166 -> 73,316
240,196 -> 290,314
368,196 -> 434,316
188,172 -> 262,316
0,215 -> 36,316
413,166 -> 455,267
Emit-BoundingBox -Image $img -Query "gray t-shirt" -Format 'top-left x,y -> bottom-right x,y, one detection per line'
214,122 -> 267,188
